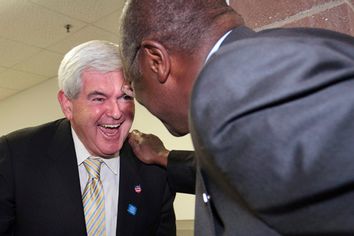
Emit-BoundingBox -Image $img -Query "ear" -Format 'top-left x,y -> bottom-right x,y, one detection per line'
140,40 -> 170,83
57,90 -> 73,120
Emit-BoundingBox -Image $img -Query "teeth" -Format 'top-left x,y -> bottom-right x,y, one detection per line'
102,124 -> 120,129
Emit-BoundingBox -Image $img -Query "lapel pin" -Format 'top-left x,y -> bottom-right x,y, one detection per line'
134,184 -> 142,193
127,203 -> 138,216
203,192 -> 210,204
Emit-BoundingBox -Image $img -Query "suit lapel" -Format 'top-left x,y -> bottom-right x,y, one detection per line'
47,119 -> 87,234
116,141 -> 142,236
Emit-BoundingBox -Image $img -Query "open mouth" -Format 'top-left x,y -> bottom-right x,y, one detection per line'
101,124 -> 121,129
99,123 -> 122,137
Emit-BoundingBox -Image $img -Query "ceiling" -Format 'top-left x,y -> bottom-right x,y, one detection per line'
0,0 -> 125,101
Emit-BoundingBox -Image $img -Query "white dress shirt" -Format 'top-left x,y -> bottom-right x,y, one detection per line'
72,129 -> 120,236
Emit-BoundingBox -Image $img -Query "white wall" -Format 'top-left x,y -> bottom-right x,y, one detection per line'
0,78 -> 195,220
0,78 -> 62,134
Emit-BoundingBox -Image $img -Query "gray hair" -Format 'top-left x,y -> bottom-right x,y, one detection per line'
58,40 -> 122,99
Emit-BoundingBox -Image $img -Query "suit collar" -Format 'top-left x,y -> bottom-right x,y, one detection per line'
205,30 -> 232,62
47,119 -> 87,234
48,119 -> 74,161
205,26 -> 255,63
221,26 -> 255,47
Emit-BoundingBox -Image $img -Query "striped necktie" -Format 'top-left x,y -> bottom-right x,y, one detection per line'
82,158 -> 106,236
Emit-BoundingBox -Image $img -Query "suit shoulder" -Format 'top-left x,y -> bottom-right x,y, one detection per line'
121,140 -> 168,176
214,27 -> 354,61
259,27 -> 354,42
191,27 -> 354,154
1,118 -> 68,147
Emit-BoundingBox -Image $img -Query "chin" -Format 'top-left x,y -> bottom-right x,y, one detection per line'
100,151 -> 119,158
100,145 -> 122,157
165,124 -> 189,137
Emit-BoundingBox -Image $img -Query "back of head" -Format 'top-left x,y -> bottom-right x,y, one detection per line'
58,40 -> 122,99
119,0 -> 243,82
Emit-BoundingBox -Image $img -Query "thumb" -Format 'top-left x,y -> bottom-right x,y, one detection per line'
128,130 -> 142,150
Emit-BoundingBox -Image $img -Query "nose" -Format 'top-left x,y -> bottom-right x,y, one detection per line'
107,100 -> 122,120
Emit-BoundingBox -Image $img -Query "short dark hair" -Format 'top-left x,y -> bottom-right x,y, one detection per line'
119,0 -> 237,82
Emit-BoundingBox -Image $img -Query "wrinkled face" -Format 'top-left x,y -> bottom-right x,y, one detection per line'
60,69 -> 135,157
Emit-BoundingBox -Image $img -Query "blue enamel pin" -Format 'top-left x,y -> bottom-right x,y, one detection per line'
127,203 -> 138,216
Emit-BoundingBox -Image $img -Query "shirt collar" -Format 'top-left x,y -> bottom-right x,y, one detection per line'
71,128 -> 119,175
205,30 -> 232,63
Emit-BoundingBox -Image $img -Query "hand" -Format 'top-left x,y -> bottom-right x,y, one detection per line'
128,130 -> 169,167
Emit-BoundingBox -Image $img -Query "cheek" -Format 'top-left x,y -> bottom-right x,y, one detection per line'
120,102 -> 135,121
73,105 -> 102,124
126,103 -> 135,121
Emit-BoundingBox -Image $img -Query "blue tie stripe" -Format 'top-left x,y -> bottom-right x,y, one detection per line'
86,190 -> 104,223
82,181 -> 102,208
87,201 -> 105,233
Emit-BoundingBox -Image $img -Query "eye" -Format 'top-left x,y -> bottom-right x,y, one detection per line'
122,94 -> 134,101
92,97 -> 105,102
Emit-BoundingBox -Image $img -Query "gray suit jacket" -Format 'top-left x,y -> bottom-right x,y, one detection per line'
0,119 -> 176,236
190,26 -> 354,235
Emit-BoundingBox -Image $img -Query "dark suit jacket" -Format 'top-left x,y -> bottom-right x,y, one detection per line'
167,150 -> 196,194
190,26 -> 354,235
0,119 -> 176,236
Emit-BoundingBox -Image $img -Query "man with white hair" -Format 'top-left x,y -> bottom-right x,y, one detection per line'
0,40 -> 176,236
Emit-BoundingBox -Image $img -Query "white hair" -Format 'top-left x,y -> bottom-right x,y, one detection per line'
58,40 -> 122,99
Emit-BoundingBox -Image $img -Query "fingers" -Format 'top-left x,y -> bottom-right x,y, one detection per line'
131,129 -> 141,136
128,130 -> 169,167
128,129 -> 143,150
130,129 -> 142,141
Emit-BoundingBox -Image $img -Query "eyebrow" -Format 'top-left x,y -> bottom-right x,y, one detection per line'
87,90 -> 106,98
